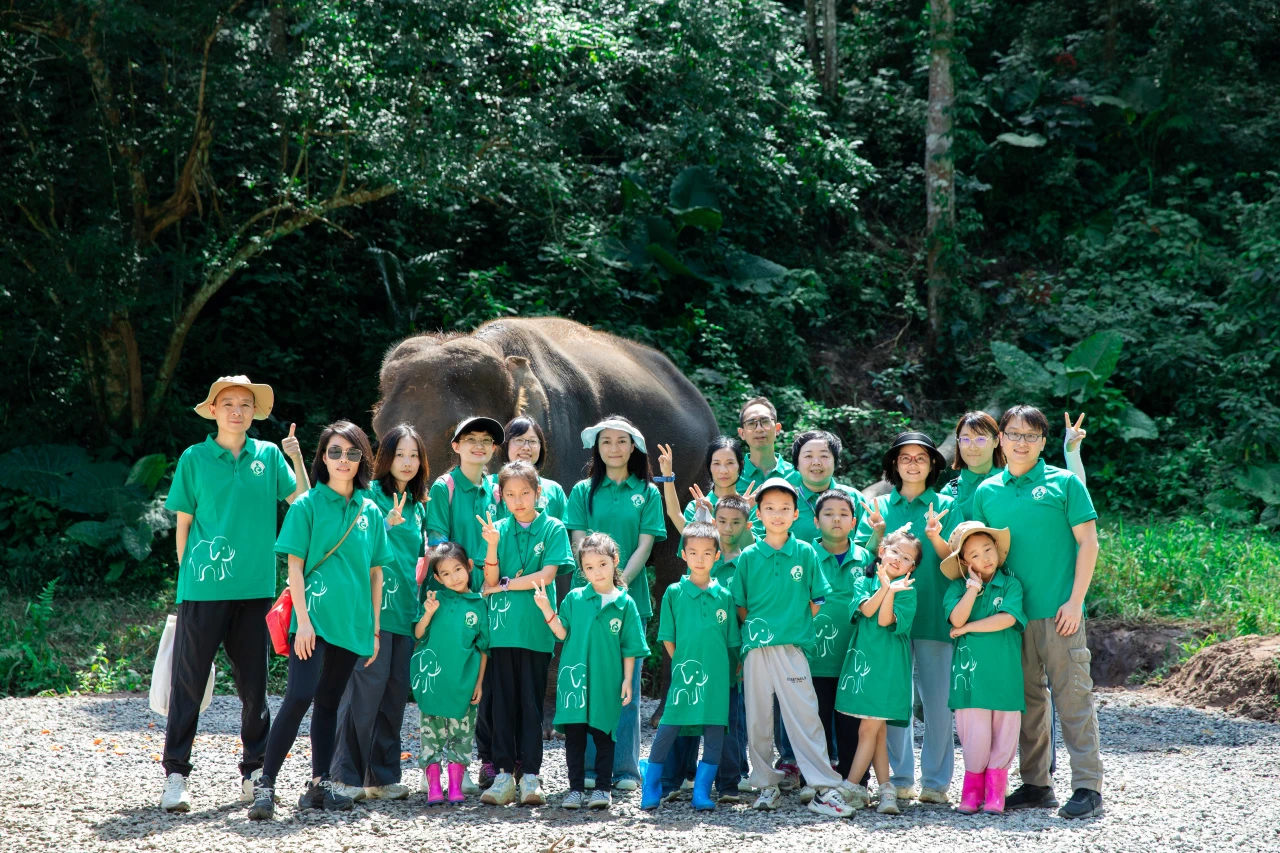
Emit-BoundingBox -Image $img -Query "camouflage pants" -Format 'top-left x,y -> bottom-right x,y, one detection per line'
419,705 -> 478,767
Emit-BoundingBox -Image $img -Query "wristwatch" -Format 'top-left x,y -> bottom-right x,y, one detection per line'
653,475 -> 675,483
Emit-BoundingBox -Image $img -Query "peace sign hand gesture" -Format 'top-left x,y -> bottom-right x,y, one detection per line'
741,481 -> 759,507
281,423 -> 302,459
422,589 -> 440,617
1064,412 -> 1088,452
386,491 -> 409,527
657,443 -> 675,479
924,502 -> 949,540
861,499 -> 886,537
532,578 -> 554,617
689,483 -> 714,517
476,512 -> 500,548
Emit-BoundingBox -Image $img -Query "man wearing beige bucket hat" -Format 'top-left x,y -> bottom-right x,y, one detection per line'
159,376 -> 310,813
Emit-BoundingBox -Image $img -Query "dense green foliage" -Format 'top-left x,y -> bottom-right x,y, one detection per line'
3,0 -> 1279,610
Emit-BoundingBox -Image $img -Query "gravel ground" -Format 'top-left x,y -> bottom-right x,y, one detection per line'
2,690 -> 1278,853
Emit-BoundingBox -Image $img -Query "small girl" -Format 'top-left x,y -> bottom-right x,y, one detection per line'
835,528 -> 922,816
411,543 -> 489,805
538,533 -> 649,810
477,461 -> 575,807
941,522 -> 1026,815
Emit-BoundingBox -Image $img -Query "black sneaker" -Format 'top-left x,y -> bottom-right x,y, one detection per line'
1005,783 -> 1058,810
298,777 -> 354,811
1058,788 -> 1103,819
247,777 -> 275,821
479,762 -> 497,789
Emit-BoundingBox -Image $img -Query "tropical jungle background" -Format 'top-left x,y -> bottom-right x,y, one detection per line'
2,0 -> 1279,697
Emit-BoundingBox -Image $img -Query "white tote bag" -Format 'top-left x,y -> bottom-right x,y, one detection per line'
149,614 -> 216,716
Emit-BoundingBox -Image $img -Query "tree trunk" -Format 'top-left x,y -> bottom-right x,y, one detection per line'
805,0 -> 821,83
925,0 -> 955,337
823,0 -> 838,100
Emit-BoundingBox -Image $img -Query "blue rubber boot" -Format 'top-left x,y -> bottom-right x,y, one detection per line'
692,761 -> 719,811
641,758 -> 665,810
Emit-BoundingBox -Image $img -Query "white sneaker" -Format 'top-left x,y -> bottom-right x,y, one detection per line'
737,778 -> 754,793
896,785 -> 918,801
808,787 -> 857,818
799,785 -> 816,804
365,783 -> 410,800
330,781 -> 366,802
460,770 -> 480,796
239,769 -> 262,803
562,790 -> 585,810
481,772 -> 516,805
518,773 -> 546,806
161,773 -> 191,813
615,778 -> 638,791
838,781 -> 869,809
588,789 -> 612,810
918,786 -> 950,804
877,782 -> 901,815
752,786 -> 782,810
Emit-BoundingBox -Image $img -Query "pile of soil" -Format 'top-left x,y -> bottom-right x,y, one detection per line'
1086,618 -> 1204,687
1158,634 -> 1280,722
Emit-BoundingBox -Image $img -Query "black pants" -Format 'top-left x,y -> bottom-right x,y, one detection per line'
262,635 -> 360,782
564,724 -> 614,792
489,647 -> 551,775
475,664 -> 494,765
331,630 -> 414,787
162,598 -> 272,778
814,675 -> 867,781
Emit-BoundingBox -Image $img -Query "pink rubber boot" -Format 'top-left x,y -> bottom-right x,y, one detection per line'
447,763 -> 466,803
425,763 -> 444,805
983,768 -> 1008,814
956,771 -> 985,814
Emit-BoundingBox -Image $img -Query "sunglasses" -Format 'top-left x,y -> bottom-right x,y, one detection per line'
325,446 -> 363,462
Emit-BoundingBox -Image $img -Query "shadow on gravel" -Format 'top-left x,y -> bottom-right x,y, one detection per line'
77,695 -> 288,735
94,801 -> 248,842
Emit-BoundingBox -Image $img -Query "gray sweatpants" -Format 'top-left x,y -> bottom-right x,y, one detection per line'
742,645 -> 842,790
1020,619 -> 1103,792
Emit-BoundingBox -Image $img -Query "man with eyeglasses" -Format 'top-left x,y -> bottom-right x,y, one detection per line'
972,405 -> 1103,819
735,398 -> 796,495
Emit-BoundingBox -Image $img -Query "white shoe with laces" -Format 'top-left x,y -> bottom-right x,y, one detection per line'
330,781 -> 366,802
918,786 -> 950,804
239,769 -> 263,803
365,783 -> 410,800
877,782 -> 901,815
752,786 -> 782,810
838,781 -> 870,809
161,773 -> 190,813
808,787 -> 857,818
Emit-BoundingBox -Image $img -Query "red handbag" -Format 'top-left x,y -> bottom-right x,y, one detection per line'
266,513 -> 361,656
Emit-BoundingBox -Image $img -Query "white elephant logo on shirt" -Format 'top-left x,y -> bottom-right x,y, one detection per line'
189,537 -> 236,582
412,649 -> 442,695
304,577 -> 328,613
671,661 -> 709,706
489,596 -> 512,631
840,649 -> 871,694
813,615 -> 838,658
743,619 -> 774,646
250,460 -> 266,476
559,663 -> 587,709
954,640 -> 978,691
380,573 -> 400,610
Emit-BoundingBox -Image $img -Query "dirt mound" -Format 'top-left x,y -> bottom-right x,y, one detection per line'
1086,619 -> 1203,687
1159,634 -> 1280,722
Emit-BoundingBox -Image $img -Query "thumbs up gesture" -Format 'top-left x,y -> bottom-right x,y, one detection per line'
282,423 -> 302,459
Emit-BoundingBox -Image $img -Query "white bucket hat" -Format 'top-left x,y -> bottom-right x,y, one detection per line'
580,417 -> 648,455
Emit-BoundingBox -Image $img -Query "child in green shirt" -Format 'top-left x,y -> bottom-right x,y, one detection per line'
425,416 -> 504,588
539,533 -> 649,811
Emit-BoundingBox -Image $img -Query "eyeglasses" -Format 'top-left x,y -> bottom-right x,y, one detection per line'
510,438 -> 540,449
742,417 -> 775,430
883,547 -> 917,566
325,446 -> 363,462
1003,432 -> 1044,445
897,454 -> 930,466
459,437 -> 495,449
958,436 -> 991,448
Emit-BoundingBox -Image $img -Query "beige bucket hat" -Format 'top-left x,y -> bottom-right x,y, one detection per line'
194,375 -> 275,420
939,520 -> 1011,580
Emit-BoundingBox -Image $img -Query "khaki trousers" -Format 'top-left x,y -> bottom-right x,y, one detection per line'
1019,619 -> 1103,791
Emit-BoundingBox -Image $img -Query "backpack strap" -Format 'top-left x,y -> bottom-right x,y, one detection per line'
443,471 -> 455,504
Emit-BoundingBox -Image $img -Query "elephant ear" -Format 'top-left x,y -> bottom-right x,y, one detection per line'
504,356 -> 550,425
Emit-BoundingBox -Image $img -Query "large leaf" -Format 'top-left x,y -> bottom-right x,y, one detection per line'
646,244 -> 703,281
0,445 -> 90,500
126,454 -> 168,493
668,166 -> 720,212
120,521 -> 154,561
57,462 -> 130,514
1063,331 -> 1124,401
1118,406 -> 1159,441
996,132 -> 1047,148
669,206 -> 723,232
991,342 -> 1053,392
1234,464 -> 1280,506
64,519 -> 122,549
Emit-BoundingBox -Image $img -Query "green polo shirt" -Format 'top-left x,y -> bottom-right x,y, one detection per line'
783,472 -> 865,548
365,482 -> 428,636
166,436 -> 296,603
835,575 -> 916,725
494,475 -> 568,523
939,467 -> 1002,522
729,534 -> 831,655
553,586 -> 650,738
657,576 -> 740,727
972,459 -> 1097,621
808,540 -> 868,678
564,475 -> 668,619
425,466 -> 499,578
736,453 -> 796,495
411,587 -> 489,719
487,513 -> 574,653
852,487 -> 960,643
944,571 -> 1027,712
275,483 -> 395,657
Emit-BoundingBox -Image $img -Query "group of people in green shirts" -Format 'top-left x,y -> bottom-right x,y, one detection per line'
158,377 -> 1105,824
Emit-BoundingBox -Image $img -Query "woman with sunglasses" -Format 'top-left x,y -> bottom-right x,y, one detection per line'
943,412 -> 1088,521
248,421 -> 395,820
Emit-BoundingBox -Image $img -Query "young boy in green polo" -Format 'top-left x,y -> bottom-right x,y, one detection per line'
426,416 -> 505,591
160,376 -> 309,813
735,397 -> 796,493
729,477 -> 856,818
